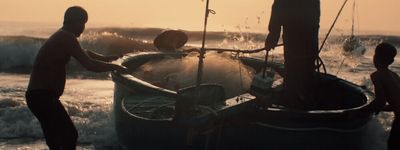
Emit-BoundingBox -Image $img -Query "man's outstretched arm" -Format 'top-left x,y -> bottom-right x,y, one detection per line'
85,50 -> 123,62
67,37 -> 128,73
265,0 -> 283,50
74,49 -> 128,73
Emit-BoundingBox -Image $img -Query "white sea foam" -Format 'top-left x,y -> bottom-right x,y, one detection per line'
0,86 -> 116,148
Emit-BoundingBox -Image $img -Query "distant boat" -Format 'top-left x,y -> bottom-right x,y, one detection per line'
111,52 -> 374,150
342,0 -> 366,57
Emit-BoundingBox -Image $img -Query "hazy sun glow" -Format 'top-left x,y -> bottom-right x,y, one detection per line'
0,0 -> 399,33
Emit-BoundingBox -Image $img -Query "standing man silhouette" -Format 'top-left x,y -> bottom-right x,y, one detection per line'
265,0 -> 320,109
25,6 -> 129,149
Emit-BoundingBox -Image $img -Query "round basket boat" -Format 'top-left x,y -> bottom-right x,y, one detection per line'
112,52 -> 374,150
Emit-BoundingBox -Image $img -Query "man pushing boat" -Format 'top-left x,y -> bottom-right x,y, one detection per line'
25,6 -> 129,150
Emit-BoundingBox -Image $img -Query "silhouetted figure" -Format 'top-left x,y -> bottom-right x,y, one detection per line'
368,43 -> 400,150
265,0 -> 320,109
25,6 -> 128,150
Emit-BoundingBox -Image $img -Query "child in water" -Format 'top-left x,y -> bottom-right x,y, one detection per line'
369,42 -> 400,150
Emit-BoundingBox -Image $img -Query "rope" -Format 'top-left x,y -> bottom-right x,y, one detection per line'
315,57 -> 327,74
262,50 -> 270,78
356,0 -> 361,35
182,44 -> 284,54
125,96 -> 173,112
336,57 -> 347,76
197,105 -> 219,117
316,0 -> 349,74
351,0 -> 356,36
336,0 -> 360,76
236,52 -> 245,94
254,121 -> 369,133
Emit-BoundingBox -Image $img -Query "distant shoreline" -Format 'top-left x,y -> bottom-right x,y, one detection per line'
1,20 -> 400,37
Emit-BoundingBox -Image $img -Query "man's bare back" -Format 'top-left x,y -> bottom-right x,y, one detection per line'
28,30 -> 79,96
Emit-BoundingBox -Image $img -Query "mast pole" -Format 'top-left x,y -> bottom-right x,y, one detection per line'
317,0 -> 349,73
351,0 -> 356,36
196,0 -> 211,88
319,0 -> 349,52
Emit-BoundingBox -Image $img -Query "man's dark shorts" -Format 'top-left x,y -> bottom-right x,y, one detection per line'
25,90 -> 78,150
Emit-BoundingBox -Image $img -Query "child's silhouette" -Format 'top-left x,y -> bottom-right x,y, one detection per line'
369,43 -> 400,150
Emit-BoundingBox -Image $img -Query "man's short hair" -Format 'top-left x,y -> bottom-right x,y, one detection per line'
63,6 -> 88,25
375,42 -> 397,66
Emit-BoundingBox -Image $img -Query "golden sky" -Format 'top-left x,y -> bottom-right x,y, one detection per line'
0,0 -> 399,33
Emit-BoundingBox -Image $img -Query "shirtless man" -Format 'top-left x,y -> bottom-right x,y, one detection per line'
265,0 -> 320,109
25,6 -> 128,150
369,43 -> 400,150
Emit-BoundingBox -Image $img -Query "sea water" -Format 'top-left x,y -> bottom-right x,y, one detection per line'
1,21 -> 400,149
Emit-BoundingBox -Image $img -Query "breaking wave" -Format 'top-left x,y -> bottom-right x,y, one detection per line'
0,86 -> 116,148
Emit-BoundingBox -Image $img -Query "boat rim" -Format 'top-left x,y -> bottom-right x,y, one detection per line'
112,51 -> 375,119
